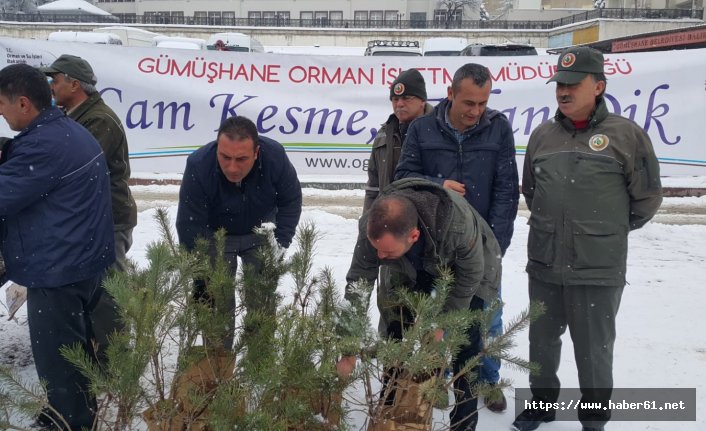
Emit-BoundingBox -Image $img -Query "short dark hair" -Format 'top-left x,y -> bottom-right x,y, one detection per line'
217,116 -> 259,144
366,194 -> 419,240
451,63 -> 492,94
0,64 -> 52,110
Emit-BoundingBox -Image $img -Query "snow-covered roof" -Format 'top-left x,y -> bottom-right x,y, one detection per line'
37,0 -> 113,16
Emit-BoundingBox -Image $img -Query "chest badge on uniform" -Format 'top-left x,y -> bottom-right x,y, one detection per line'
589,134 -> 610,151
393,83 -> 405,95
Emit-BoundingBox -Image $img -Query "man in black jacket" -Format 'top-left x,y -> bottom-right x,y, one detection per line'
176,116 -> 302,349
0,63 -> 115,431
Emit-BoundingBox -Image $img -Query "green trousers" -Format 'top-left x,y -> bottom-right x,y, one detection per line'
528,276 -> 624,429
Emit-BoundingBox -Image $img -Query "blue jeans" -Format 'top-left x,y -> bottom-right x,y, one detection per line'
479,284 -> 502,385
449,295 -> 484,431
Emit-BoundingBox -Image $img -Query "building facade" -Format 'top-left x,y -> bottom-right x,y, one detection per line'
95,0 -> 487,25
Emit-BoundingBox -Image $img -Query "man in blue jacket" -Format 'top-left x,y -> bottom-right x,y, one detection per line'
395,62 -> 519,414
176,116 -> 302,350
0,64 -> 115,430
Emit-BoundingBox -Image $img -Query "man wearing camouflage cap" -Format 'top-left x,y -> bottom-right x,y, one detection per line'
513,46 -> 662,431
41,54 -> 137,367
363,68 -> 433,212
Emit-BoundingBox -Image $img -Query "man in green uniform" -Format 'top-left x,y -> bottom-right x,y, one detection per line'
41,55 -> 137,366
513,46 -> 662,431
363,68 -> 433,212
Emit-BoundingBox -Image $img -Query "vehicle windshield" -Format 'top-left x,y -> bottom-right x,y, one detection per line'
371,51 -> 422,56
479,46 -> 538,56
424,50 -> 461,56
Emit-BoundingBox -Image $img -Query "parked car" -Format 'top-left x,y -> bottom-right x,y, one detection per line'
152,36 -> 206,50
423,37 -> 468,56
364,40 -> 421,56
48,31 -> 122,45
460,43 -> 538,56
93,26 -> 162,47
206,32 -> 264,52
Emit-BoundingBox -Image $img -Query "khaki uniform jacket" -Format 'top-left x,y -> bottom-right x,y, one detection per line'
346,178 -> 501,336
522,97 -> 662,286
363,103 -> 433,212
70,93 -> 137,230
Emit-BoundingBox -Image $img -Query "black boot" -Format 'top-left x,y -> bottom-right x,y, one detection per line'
511,405 -> 556,431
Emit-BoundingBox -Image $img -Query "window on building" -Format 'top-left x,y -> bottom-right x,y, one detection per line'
115,13 -> 136,22
434,8 -> 462,22
300,11 -> 313,26
277,11 -> 290,25
194,11 -> 207,25
143,11 -> 156,23
263,10 -> 276,25
222,11 -> 235,25
410,12 -> 426,28
384,10 -> 399,23
370,10 -> 383,21
314,11 -> 328,26
330,10 -> 343,26
156,11 -> 170,23
354,10 -> 368,25
263,11 -> 289,26
208,11 -> 221,25
248,11 -> 261,25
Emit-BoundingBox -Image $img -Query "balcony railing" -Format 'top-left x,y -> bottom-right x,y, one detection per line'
0,8 -> 702,29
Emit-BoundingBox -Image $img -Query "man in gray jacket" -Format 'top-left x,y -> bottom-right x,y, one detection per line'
343,178 -> 502,431
513,46 -> 662,431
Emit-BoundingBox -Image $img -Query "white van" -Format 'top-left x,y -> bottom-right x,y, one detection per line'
423,37 -> 468,56
94,26 -> 162,47
206,32 -> 264,52
48,31 -> 122,45
152,35 -> 206,50
460,43 -> 538,56
364,40 -> 421,56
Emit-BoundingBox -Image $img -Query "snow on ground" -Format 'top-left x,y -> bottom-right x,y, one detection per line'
1,199 -> 704,430
131,173 -> 706,190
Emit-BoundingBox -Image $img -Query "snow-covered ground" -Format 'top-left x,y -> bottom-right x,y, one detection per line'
1,189 -> 704,430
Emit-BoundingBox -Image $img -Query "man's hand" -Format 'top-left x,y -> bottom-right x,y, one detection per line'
442,180 -> 466,196
336,355 -> 357,377
6,283 -> 27,320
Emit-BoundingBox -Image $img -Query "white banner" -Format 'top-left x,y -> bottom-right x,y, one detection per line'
1,37 -> 705,179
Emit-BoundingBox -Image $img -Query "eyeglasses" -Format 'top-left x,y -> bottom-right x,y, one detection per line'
391,95 -> 417,102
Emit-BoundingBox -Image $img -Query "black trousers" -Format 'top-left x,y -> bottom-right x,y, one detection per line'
193,233 -> 266,350
27,273 -> 105,430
